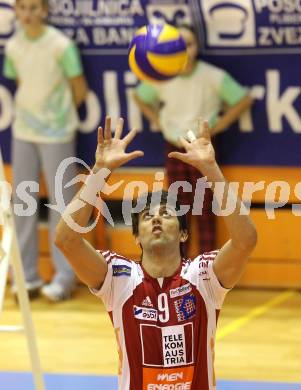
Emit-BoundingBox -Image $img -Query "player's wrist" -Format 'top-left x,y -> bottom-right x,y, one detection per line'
196,160 -> 221,178
92,164 -> 102,174
92,162 -> 114,174
80,166 -> 111,205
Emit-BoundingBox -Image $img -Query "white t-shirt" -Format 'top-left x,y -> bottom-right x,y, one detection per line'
4,26 -> 83,143
136,61 -> 247,146
91,250 -> 230,390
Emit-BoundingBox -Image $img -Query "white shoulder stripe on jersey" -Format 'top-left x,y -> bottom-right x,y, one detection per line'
202,254 -> 218,260
98,250 -> 115,264
100,250 -> 133,266
202,251 -> 218,257
114,254 -> 132,263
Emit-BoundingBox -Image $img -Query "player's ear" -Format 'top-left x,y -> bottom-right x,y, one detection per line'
135,236 -> 141,245
180,230 -> 188,243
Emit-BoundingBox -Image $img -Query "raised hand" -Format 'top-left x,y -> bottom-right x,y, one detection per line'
94,117 -> 144,171
168,119 -> 216,172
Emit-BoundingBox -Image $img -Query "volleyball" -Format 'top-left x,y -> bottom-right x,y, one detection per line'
128,23 -> 188,82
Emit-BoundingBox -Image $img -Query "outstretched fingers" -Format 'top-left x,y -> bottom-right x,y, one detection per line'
123,127 -> 138,146
97,126 -> 104,145
168,151 -> 187,163
104,116 -> 112,141
121,150 -> 144,165
114,117 -> 124,139
123,150 -> 144,165
198,118 -> 210,140
179,136 -> 191,150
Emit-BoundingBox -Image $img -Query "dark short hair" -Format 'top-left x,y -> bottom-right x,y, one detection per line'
131,190 -> 188,256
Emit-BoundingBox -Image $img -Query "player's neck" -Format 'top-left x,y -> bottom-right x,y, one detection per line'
142,247 -> 182,278
24,24 -> 46,40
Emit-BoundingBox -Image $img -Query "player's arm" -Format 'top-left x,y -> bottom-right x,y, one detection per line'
168,119 -> 257,289
60,42 -> 88,107
133,92 -> 161,129
3,53 -> 18,84
210,72 -> 254,136
133,82 -> 161,129
68,74 -> 88,107
211,94 -> 253,136
55,117 -> 144,289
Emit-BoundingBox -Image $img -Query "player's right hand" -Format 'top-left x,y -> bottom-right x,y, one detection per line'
93,117 -> 144,172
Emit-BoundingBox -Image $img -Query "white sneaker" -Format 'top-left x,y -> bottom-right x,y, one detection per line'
11,279 -> 44,299
41,282 -> 74,302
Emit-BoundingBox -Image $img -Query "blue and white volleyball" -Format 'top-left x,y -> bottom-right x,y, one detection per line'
129,23 -> 188,82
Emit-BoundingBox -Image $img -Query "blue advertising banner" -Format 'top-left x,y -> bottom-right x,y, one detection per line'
192,0 -> 301,166
0,0 -> 301,167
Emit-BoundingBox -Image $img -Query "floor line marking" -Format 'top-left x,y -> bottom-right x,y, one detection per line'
217,290 -> 296,341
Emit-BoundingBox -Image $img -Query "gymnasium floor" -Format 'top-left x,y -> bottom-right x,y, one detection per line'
1,286 -> 300,390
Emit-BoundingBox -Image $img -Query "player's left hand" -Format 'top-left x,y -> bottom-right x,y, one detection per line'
168,119 -> 216,172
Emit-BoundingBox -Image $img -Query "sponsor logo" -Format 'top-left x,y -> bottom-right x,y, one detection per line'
143,366 -> 194,390
146,2 -> 191,26
157,372 -> 184,381
199,269 -> 210,280
162,325 -> 190,367
147,383 -> 191,389
174,296 -> 196,322
142,296 -> 154,307
199,260 -> 209,268
141,323 -> 194,367
169,283 -> 192,299
134,306 -> 158,322
201,0 -> 256,47
112,264 -> 131,277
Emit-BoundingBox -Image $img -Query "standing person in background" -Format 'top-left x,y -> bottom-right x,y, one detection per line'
3,0 -> 88,301
133,24 -> 253,255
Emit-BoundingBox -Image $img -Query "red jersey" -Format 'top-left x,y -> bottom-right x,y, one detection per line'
91,250 -> 229,390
